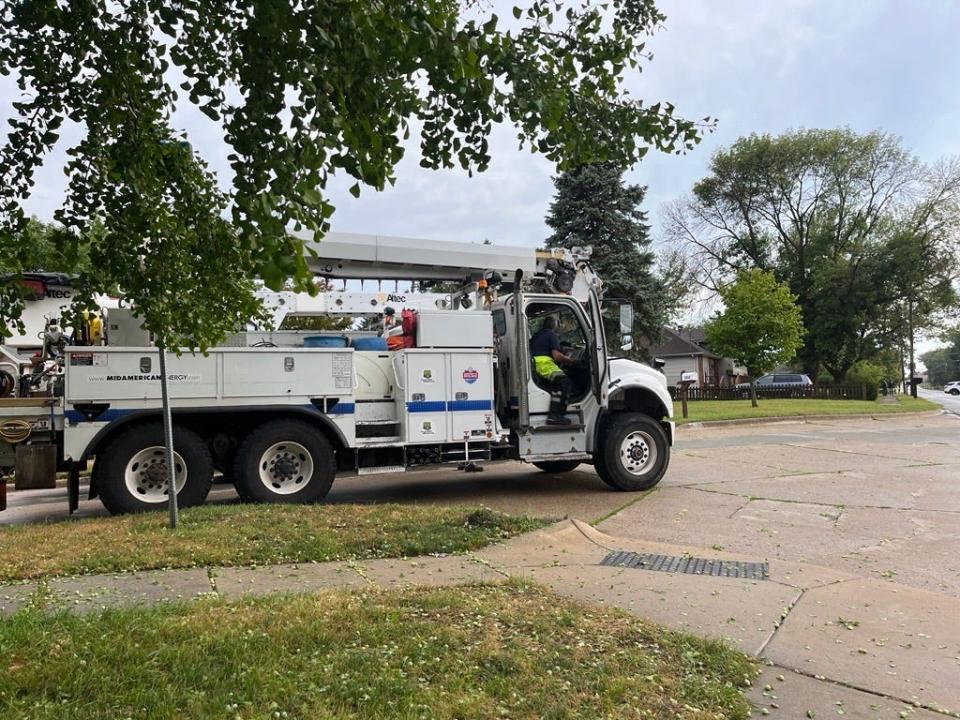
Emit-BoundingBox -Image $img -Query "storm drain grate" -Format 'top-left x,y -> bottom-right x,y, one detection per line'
601,550 -> 768,580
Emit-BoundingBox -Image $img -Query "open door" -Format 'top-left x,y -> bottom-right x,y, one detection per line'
510,275 -> 530,429
588,288 -> 609,409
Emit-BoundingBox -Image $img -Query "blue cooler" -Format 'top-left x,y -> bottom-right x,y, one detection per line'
303,336 -> 349,348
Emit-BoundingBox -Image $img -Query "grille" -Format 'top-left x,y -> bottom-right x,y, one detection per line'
601,550 -> 768,580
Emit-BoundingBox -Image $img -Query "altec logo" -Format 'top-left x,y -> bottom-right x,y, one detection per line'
462,368 -> 479,384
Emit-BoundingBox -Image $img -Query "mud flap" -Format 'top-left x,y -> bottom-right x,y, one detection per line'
68,463 -> 80,514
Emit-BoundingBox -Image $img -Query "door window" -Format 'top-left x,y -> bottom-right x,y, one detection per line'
492,309 -> 507,337
526,301 -> 591,403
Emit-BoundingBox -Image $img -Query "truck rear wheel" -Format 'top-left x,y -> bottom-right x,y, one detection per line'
94,423 -> 213,515
595,413 -> 669,492
234,420 -> 335,504
532,460 -> 582,474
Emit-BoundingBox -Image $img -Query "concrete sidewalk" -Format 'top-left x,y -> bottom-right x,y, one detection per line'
3,518 -> 957,719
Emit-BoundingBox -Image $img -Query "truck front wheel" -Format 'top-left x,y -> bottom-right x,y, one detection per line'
234,420 -> 335,504
595,413 -> 669,492
94,423 -> 213,515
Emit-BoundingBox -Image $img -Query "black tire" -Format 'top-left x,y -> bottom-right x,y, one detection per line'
594,413 -> 669,492
94,423 -> 213,515
234,420 -> 335,504
532,460 -> 582,474
950,389 -> 960,396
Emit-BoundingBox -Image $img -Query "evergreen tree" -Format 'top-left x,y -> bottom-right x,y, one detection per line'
545,163 -> 671,357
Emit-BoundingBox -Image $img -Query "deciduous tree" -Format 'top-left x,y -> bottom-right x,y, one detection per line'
1,0 -> 707,347
703,269 -> 805,407
665,129 -> 958,380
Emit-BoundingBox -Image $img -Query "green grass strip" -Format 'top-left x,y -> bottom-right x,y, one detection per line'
0,582 -> 754,719
0,504 -> 546,582
674,395 -> 938,424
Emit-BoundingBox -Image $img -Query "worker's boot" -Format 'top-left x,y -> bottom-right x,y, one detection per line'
546,391 -> 571,425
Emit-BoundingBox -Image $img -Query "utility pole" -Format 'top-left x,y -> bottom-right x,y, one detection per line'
157,343 -> 179,529
907,298 -> 917,398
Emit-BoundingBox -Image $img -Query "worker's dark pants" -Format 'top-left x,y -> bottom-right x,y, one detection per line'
543,372 -> 574,418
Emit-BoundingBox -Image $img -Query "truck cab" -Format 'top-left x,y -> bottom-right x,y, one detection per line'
491,284 -> 673,490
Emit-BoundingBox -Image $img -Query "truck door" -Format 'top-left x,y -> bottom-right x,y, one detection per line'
587,289 -> 609,409
510,292 -> 531,428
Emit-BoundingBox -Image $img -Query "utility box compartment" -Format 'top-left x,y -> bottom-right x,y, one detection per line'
64,348 -> 354,404
395,349 -> 494,445
416,311 -> 493,348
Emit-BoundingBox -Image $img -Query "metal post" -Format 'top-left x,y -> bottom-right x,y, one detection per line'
908,299 -> 917,398
157,343 -> 178,529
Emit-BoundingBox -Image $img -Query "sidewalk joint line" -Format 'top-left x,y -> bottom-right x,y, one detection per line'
344,560 -> 377,586
686,485 -> 960,515
755,587 -> 803,658
762,663 -> 960,718
780,442 -> 939,463
467,554 -> 511,579
590,489 -> 657,526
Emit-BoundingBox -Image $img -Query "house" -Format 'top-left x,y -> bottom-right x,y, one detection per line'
649,327 -> 746,388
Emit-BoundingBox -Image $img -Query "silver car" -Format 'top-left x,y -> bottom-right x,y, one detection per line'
944,381 -> 960,396
736,373 -> 813,397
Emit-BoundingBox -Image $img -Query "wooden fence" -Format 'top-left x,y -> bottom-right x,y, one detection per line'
668,384 -> 867,401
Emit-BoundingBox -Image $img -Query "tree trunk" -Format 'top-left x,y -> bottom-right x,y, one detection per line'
749,378 -> 758,408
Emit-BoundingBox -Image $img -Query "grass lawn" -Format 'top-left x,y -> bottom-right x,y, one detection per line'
674,395 -> 939,424
0,583 -> 754,719
0,504 -> 545,582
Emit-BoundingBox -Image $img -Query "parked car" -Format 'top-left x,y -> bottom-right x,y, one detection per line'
736,373 -> 813,397
944,381 -> 960,396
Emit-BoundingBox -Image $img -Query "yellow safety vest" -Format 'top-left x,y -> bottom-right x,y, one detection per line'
533,355 -> 562,378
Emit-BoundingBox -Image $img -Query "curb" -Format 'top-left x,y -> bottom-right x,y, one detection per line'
676,408 -> 944,430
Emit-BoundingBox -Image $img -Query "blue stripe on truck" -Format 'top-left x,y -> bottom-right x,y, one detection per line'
64,403 -> 356,424
406,400 -> 493,413
327,402 -> 355,414
406,401 -> 447,413
447,400 -> 492,411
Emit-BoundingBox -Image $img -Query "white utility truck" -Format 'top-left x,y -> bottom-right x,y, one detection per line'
0,232 -> 673,515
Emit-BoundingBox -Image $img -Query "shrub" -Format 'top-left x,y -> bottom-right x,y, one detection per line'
846,360 -> 885,400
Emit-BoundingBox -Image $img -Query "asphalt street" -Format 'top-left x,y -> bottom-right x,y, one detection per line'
919,385 -> 960,414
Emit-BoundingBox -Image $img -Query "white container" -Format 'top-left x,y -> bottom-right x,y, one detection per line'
416,311 -> 493,348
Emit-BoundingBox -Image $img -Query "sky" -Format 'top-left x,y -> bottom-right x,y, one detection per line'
4,0 -> 960,348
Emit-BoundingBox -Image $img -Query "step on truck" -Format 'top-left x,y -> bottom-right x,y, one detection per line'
0,232 -> 674,515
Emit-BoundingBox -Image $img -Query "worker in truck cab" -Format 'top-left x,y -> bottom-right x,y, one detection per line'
530,315 -> 575,425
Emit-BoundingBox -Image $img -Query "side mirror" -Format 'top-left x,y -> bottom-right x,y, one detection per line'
618,302 -> 634,351
653,357 -> 666,371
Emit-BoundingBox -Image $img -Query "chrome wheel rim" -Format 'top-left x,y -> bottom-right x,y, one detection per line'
258,441 -> 314,495
124,446 -> 187,502
619,430 -> 656,476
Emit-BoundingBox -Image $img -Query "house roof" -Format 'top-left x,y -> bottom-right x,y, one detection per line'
650,327 -> 719,359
